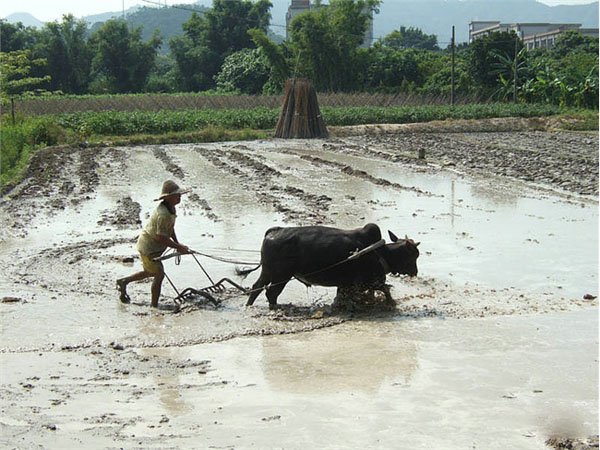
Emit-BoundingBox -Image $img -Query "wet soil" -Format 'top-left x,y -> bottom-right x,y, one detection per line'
0,118 -> 597,449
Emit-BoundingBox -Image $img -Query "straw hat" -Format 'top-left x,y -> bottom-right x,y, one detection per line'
153,180 -> 190,201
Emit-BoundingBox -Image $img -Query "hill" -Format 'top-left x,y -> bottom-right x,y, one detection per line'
3,0 -> 598,48
373,0 -> 599,44
4,12 -> 43,28
112,4 -> 207,53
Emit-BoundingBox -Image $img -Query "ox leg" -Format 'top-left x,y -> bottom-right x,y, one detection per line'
381,284 -> 396,309
332,286 -> 352,311
265,280 -> 288,310
246,274 -> 268,306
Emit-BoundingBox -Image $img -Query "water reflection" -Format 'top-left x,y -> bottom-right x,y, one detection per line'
139,347 -> 193,417
470,181 -> 519,207
155,373 -> 193,416
260,322 -> 417,394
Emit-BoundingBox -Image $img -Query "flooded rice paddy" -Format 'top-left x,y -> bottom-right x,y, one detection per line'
0,127 -> 597,448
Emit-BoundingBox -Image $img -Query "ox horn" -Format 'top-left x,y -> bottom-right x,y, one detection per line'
405,235 -> 420,246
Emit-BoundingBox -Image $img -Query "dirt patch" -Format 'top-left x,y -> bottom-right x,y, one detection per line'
153,146 -> 186,179
300,153 -> 436,197
547,436 -> 599,450
338,126 -> 598,196
97,196 -> 142,228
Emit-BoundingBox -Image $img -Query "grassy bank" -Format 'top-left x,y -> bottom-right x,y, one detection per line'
1,103 -> 597,187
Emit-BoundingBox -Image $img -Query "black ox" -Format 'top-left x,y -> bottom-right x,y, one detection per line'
238,223 -> 420,309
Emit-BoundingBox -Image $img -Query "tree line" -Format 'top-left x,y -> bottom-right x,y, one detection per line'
1,0 -> 598,108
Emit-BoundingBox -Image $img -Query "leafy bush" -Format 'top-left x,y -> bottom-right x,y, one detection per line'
320,103 -> 565,126
54,107 -> 280,135
49,102 -> 576,137
0,116 -> 66,186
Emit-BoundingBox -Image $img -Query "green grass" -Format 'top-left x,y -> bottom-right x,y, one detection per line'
53,107 -> 278,136
0,116 -> 65,187
97,126 -> 271,147
50,103 -> 573,136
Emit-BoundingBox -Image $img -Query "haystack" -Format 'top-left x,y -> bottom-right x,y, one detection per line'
275,78 -> 328,138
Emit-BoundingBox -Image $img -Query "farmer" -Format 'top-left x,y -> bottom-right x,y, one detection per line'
117,180 -> 191,307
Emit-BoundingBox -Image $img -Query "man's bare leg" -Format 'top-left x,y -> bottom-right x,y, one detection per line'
150,272 -> 165,308
117,271 -> 152,303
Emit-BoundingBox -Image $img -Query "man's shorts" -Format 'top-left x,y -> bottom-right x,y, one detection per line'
140,254 -> 164,275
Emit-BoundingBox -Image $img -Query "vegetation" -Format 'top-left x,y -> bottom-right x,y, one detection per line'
169,0 -> 272,91
88,20 -> 162,94
0,115 -> 64,185
1,1 -> 597,105
0,49 -> 51,98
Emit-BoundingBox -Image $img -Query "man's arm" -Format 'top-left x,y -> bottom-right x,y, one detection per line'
156,234 -> 190,254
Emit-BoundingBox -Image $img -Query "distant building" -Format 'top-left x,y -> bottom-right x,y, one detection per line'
469,21 -> 599,50
286,0 -> 373,48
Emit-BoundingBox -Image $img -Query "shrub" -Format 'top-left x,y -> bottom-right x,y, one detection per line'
1,116 -> 65,186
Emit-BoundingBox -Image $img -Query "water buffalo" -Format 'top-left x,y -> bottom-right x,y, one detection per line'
238,223 -> 420,309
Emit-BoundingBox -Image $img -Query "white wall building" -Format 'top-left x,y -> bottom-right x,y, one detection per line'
469,21 -> 599,50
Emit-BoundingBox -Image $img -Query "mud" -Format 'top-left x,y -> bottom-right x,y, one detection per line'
0,119 -> 597,449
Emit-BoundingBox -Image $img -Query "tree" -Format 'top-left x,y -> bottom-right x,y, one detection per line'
36,15 -> 92,94
551,30 -> 599,58
0,20 -> 39,52
214,48 -> 270,94
170,0 -> 272,91
468,31 -> 522,95
248,28 -> 290,91
145,54 -> 178,93
518,36 -> 598,108
169,12 -> 220,91
420,63 -> 475,98
0,50 -> 50,99
89,19 -> 162,93
362,47 -> 423,92
380,27 -> 439,51
288,0 -> 381,92
203,0 -> 272,57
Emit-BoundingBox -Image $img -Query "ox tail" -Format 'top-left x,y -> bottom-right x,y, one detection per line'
236,264 -> 262,279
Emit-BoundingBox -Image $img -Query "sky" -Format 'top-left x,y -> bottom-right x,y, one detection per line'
0,1 -> 203,22
1,0 -> 598,23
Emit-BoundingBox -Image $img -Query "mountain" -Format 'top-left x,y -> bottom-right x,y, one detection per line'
84,6 -> 142,26
141,0 -> 599,45
3,0 -> 598,48
4,12 -> 44,28
267,0 -> 598,45
372,0 -> 599,44
87,5 -> 208,53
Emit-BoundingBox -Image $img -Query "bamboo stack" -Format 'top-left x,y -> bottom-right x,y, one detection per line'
274,78 -> 328,138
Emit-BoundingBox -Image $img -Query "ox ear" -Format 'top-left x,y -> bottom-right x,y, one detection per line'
388,230 -> 399,242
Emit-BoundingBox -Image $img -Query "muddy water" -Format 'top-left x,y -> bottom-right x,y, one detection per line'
2,309 -> 595,449
157,141 -> 598,299
150,309 -> 598,449
0,135 -> 598,448
0,139 -> 598,350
